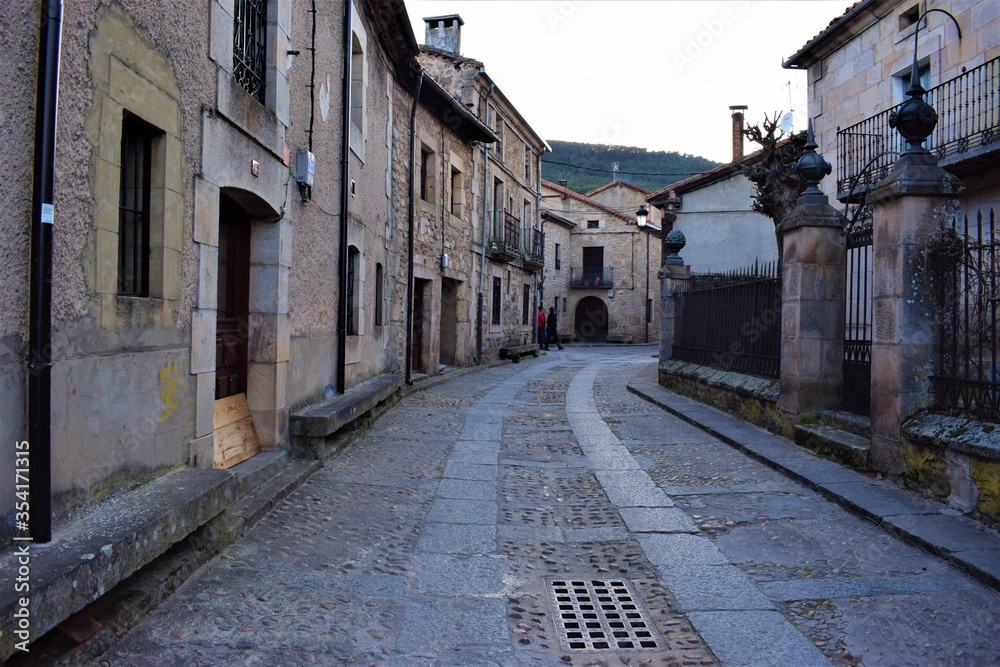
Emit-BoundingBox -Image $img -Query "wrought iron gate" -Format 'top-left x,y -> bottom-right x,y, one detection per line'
842,203 -> 873,416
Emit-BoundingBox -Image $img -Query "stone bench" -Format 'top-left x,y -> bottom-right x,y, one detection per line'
499,344 -> 539,363
289,373 -> 403,457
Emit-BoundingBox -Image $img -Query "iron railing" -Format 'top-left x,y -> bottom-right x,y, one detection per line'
570,266 -> 614,289
672,261 -> 781,379
523,228 -> 545,269
836,57 -> 999,198
934,208 -> 1000,420
489,210 -> 520,262
234,0 -> 268,103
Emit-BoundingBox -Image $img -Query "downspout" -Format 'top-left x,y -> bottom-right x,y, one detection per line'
476,81 -> 495,364
404,74 -> 423,385
336,1 -> 352,394
533,152 -> 542,345
28,0 -> 63,544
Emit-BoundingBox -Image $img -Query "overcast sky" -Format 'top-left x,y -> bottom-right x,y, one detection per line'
407,0 -> 849,166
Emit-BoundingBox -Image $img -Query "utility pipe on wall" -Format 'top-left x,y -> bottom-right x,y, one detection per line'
28,0 -> 63,544
336,1 -> 353,394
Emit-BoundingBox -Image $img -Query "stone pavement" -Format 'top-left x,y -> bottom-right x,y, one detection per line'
97,347 -> 1000,666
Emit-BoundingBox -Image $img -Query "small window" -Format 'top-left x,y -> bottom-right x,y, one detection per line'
492,277 -> 502,325
374,262 -> 384,327
420,144 -> 436,202
233,0 -> 268,103
898,5 -> 919,31
646,298 -> 652,323
587,220 -> 600,229
555,243 -> 561,271
450,166 -> 464,218
524,145 -> 531,180
522,284 -> 530,325
119,113 -> 155,296
562,296 -> 567,314
350,34 -> 365,131
346,246 -> 361,335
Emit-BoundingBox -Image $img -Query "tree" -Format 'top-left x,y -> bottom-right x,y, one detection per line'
739,113 -> 808,263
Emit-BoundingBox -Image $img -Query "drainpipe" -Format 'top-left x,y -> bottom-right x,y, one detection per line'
404,74 -> 423,385
533,152 -> 542,345
28,0 -> 63,544
336,2 -> 352,394
476,81 -> 495,364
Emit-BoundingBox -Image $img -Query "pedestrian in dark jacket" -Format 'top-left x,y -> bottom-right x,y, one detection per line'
537,306 -> 548,349
547,307 -> 563,350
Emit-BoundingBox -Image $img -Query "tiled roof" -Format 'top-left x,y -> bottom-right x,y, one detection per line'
783,1 -> 876,69
585,180 -> 652,198
541,180 -> 638,224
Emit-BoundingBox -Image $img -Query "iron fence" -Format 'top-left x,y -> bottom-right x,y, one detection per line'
934,208 -> 1000,420
837,57 -> 999,198
672,260 -> 781,379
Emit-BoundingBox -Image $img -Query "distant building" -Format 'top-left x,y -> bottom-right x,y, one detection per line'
541,180 -> 660,343
647,107 -> 779,274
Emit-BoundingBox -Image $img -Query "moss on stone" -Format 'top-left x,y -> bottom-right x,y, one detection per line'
901,440 -> 949,499
971,459 -> 1000,523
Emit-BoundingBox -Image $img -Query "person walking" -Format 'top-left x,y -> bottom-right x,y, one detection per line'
537,306 -> 548,350
547,306 -> 563,350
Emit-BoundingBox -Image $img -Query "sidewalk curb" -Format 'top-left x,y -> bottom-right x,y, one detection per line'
627,370 -> 1000,592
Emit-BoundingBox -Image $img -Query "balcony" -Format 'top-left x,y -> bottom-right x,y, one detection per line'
522,228 -> 545,270
570,266 -> 614,289
836,57 -> 999,201
489,210 -> 520,263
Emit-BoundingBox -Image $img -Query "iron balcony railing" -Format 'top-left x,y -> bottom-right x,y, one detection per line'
523,228 -> 545,270
570,266 -> 614,289
836,57 -> 999,199
489,210 -> 521,262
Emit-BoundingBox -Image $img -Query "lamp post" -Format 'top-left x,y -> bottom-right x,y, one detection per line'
636,205 -> 650,343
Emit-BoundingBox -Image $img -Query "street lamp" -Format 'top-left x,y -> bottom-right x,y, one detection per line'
636,205 -> 650,343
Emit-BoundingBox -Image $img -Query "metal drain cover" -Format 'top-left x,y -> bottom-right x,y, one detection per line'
546,578 -> 664,651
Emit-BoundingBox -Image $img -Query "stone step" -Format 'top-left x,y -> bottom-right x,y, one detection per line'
816,409 -> 871,438
794,423 -> 871,471
231,449 -> 290,498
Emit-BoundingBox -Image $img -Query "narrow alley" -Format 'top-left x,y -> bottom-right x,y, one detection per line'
96,347 -> 1000,666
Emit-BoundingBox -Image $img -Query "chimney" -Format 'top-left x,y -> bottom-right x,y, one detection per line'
729,105 -> 747,162
424,14 -> 464,55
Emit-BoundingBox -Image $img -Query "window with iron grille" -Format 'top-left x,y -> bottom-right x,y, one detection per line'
346,247 -> 360,335
555,243 -> 561,270
119,113 -> 154,296
233,0 -> 267,103
492,277 -> 502,325
522,284 -> 530,325
374,263 -> 384,327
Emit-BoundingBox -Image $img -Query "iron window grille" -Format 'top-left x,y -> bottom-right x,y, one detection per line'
119,113 -> 153,296
492,277 -> 502,325
234,0 -> 268,103
522,284 -> 530,325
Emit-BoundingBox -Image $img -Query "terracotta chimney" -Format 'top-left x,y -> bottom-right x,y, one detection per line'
729,105 -> 747,162
423,14 -> 464,55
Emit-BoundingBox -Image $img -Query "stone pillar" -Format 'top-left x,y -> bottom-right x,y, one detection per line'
658,264 -> 691,362
867,153 -> 963,473
777,203 -> 846,415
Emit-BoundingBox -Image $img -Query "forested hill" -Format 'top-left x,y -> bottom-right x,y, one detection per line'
541,140 -> 719,194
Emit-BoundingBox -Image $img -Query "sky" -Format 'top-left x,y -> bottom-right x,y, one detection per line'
407,0 -> 850,165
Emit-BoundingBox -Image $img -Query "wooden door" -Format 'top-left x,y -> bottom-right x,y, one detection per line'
216,196 -> 251,400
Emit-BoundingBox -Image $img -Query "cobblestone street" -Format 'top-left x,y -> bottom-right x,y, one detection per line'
100,347 -> 1000,666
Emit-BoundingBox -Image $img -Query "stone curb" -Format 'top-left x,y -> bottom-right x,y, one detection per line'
626,371 -> 1000,592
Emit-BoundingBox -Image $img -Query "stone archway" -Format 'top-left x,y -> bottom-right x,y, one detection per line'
575,296 -> 609,342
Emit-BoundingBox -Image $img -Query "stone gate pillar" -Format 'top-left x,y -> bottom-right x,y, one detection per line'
867,152 -> 963,473
778,122 -> 847,416
658,229 -> 690,362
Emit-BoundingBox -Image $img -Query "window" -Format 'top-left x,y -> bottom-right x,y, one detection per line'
892,61 -> 930,104
562,296 -> 567,314
647,298 -> 653,323
898,4 -> 919,31
346,246 -> 361,335
555,243 -> 561,271
522,284 -> 530,325
119,113 -> 155,296
420,144 -> 436,202
523,201 -> 531,227
524,145 -> 531,180
492,277 -> 502,325
587,220 -> 600,229
374,262 -> 384,327
351,34 -> 365,131
450,166 -> 464,218
495,116 -> 505,159
233,0 -> 268,103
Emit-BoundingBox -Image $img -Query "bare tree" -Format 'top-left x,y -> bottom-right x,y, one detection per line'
739,112 -> 808,264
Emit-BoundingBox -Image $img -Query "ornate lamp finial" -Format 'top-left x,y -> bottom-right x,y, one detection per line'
794,119 -> 832,204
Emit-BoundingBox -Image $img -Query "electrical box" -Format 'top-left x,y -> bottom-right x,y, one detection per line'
295,150 -> 315,187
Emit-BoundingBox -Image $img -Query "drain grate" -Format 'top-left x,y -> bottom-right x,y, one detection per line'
546,578 -> 664,651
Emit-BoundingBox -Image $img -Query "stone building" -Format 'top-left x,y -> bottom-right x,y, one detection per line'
541,180 -> 660,344
419,15 -> 549,362
0,1 -> 535,657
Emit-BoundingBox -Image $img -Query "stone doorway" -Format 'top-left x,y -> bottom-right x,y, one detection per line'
440,278 -> 459,366
575,296 -> 609,342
